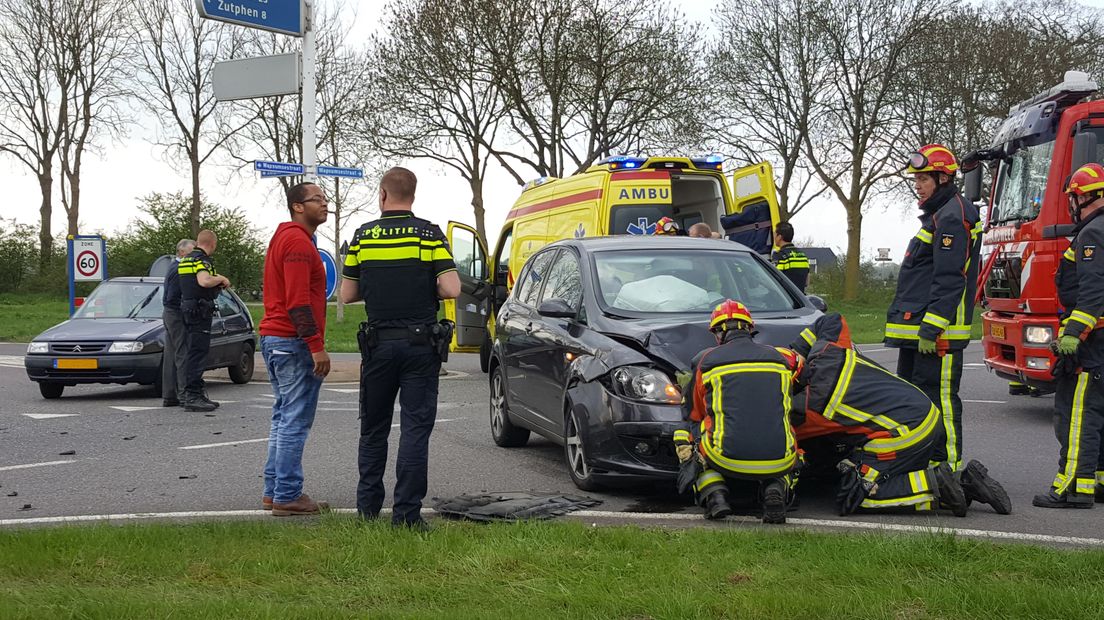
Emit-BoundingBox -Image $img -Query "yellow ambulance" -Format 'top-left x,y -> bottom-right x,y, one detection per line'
443,155 -> 782,371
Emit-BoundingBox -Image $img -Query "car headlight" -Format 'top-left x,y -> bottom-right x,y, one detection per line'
609,366 -> 681,404
108,341 -> 144,353
1023,326 -> 1053,345
27,342 -> 48,354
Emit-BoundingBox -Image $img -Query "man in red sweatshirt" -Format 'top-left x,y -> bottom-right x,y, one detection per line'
258,181 -> 332,516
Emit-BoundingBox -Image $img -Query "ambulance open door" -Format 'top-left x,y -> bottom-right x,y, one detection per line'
723,161 -> 781,255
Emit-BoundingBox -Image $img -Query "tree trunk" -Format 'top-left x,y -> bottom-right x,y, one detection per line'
843,202 -> 862,301
469,173 -> 487,248
66,166 -> 80,236
190,154 -> 201,237
37,170 -> 53,267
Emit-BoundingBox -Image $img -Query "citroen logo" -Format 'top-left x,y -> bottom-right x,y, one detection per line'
72,345 -> 82,353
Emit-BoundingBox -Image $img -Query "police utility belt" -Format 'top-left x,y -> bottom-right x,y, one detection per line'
181,298 -> 214,319
357,319 -> 455,361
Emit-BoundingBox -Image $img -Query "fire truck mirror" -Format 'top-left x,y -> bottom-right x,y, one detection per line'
964,167 -> 982,204
1072,130 -> 1098,172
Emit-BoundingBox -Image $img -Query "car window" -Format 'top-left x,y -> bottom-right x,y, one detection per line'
216,291 -> 240,317
73,281 -> 164,319
539,250 -> 583,309
515,250 -> 556,307
594,249 -> 797,313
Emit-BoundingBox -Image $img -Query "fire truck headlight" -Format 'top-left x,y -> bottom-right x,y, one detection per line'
1023,326 -> 1054,345
1026,357 -> 1051,370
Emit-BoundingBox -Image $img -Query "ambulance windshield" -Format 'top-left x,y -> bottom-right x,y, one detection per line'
991,140 -> 1053,224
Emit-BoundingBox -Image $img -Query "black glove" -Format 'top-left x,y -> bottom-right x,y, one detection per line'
676,457 -> 702,495
835,460 -> 872,516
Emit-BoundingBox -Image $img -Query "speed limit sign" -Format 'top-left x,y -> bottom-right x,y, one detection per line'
71,236 -> 105,281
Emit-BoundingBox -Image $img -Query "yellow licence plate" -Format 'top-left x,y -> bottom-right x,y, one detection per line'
54,358 -> 98,370
990,324 -> 1005,340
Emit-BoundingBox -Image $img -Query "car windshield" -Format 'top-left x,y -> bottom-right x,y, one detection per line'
72,281 -> 164,319
593,249 -> 799,314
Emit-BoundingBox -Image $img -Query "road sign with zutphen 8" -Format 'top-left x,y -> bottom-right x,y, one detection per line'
196,0 -> 304,37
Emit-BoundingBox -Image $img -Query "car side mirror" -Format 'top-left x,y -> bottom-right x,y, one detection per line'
495,264 -> 509,285
807,294 -> 828,312
538,298 -> 576,319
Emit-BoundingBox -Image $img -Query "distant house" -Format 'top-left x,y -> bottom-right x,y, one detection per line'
801,247 -> 839,274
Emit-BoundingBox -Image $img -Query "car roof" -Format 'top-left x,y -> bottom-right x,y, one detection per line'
109,276 -> 165,283
549,235 -> 754,254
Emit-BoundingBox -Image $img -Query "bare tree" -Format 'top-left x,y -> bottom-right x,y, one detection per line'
0,0 -> 72,264
57,0 -> 132,237
709,0 -> 830,221
802,0 -> 943,300
135,0 -> 256,237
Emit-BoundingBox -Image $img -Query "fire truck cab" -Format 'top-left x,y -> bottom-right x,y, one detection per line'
967,71 -> 1104,393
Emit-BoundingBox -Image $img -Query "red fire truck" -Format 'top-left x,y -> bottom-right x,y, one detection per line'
968,71 -> 1104,395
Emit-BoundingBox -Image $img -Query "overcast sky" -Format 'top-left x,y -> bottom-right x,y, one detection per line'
4,0 -> 1103,266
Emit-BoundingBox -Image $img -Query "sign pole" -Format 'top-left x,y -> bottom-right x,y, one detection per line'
67,236 -> 75,317
302,0 -> 317,182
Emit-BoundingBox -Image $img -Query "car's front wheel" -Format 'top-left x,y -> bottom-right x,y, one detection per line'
489,364 -> 529,447
565,408 -> 601,491
39,382 -> 64,399
228,341 -> 255,384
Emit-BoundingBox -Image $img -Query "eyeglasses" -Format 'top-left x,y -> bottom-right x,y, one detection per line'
300,196 -> 329,206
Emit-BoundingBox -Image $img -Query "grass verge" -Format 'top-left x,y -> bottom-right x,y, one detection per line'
2,518 -> 1103,619
827,300 -> 984,345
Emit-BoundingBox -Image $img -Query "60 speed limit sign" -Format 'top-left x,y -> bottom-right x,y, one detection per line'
71,237 -> 105,281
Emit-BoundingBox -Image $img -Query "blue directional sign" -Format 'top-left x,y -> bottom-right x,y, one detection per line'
196,0 -> 304,37
316,165 -> 364,179
254,160 -> 304,174
259,170 -> 297,178
318,249 -> 338,300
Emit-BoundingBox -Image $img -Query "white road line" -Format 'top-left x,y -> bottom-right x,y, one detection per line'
857,347 -> 890,353
1,508 -> 1101,547
22,413 -> 80,420
963,399 -> 1006,404
0,354 -> 25,368
325,388 -> 359,394
178,438 -> 269,450
110,406 -> 162,412
0,460 -> 77,472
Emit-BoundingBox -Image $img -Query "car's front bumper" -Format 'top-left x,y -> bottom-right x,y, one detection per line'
24,352 -> 161,386
568,381 -> 684,484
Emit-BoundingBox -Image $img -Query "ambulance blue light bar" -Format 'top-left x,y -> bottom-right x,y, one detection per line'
598,155 -> 647,170
691,155 -> 725,170
522,176 -> 558,192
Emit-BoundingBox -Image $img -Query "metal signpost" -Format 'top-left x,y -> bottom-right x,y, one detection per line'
67,235 -> 107,316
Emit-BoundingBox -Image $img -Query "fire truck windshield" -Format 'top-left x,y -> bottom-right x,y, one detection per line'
991,140 -> 1054,224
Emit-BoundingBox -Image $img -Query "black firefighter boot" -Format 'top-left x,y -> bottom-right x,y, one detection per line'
1032,490 -> 1094,509
761,478 -> 787,525
933,463 -> 969,517
959,460 -> 1012,515
701,487 -> 733,521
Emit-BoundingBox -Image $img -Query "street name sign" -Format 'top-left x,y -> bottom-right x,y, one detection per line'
316,165 -> 364,179
196,0 -> 304,36
213,53 -> 300,101
254,160 -> 305,174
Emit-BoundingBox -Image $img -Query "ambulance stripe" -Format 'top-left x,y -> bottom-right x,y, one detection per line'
506,189 -> 603,220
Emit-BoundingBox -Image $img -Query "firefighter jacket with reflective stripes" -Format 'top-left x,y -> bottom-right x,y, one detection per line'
772,243 -> 810,292
178,248 -> 218,302
885,185 -> 981,350
1057,208 -> 1104,369
687,331 -> 799,478
341,211 -> 456,328
793,313 -> 939,448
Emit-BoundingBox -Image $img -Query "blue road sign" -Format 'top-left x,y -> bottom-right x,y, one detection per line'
254,160 -> 304,174
196,0 -> 303,37
316,165 -> 364,179
259,170 -> 297,178
319,249 -> 338,300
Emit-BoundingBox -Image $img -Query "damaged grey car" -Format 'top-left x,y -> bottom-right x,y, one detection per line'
476,236 -> 823,491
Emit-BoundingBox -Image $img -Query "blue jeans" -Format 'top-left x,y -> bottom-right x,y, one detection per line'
261,336 -> 323,504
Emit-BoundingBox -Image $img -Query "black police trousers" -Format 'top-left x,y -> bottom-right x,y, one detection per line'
1050,370 -> 1104,500
897,347 -> 964,471
181,303 -> 213,401
357,337 -> 441,524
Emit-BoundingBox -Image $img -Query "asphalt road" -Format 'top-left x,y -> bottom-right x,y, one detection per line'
0,341 -> 1100,543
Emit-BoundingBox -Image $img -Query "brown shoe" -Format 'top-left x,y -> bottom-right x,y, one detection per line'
271,493 -> 328,517
262,496 -> 273,511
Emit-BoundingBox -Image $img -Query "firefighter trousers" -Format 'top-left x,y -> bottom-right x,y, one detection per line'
897,348 -> 964,471
854,425 -> 939,511
1051,371 -> 1104,501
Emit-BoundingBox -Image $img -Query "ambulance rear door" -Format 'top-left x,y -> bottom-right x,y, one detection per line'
724,161 -> 781,254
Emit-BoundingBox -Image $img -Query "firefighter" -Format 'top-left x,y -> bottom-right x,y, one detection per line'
791,313 -> 1010,516
673,300 -> 800,524
1033,163 -> 1104,509
655,216 -> 685,236
885,144 -> 981,473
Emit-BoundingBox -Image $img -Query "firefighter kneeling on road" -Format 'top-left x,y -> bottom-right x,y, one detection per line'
673,300 -> 800,524
1033,163 -> 1104,509
791,313 -> 1011,516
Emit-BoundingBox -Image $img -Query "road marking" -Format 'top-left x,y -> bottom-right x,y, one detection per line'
325,388 -> 359,394
22,413 -> 80,420
1,507 -> 1101,547
0,354 -> 25,368
963,399 -> 1006,404
179,438 -> 269,450
964,363 -> 986,367
0,459 -> 77,472
110,406 -> 162,412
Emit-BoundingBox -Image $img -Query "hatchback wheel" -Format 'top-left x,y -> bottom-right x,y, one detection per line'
489,365 -> 529,447
39,382 -> 64,399
565,409 -> 601,491
228,341 -> 255,384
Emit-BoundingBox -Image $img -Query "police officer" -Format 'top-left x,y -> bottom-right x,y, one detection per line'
178,229 -> 230,412
673,300 -> 800,524
885,144 -> 981,473
340,167 -> 460,530
772,222 -> 810,292
1034,163 -> 1104,509
161,238 -> 194,407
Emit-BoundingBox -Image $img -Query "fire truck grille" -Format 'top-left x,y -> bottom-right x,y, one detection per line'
984,255 -> 1021,299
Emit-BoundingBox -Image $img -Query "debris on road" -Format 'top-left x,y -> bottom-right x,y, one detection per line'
433,492 -> 602,522
58,450 -> 75,455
